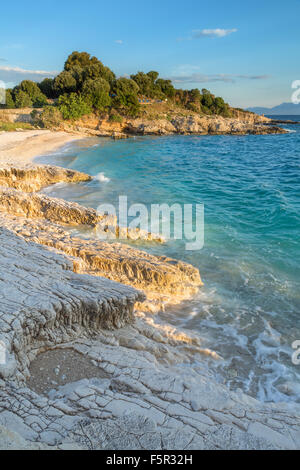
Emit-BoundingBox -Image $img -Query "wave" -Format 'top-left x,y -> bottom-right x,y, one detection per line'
94,172 -> 111,183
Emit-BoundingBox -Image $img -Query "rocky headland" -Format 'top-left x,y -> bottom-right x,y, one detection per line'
61,112 -> 287,138
0,107 -> 287,139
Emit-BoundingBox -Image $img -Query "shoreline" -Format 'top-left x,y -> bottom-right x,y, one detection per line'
0,130 -> 85,165
0,132 -> 299,450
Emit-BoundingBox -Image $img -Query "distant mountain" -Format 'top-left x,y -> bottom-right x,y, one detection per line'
247,102 -> 300,115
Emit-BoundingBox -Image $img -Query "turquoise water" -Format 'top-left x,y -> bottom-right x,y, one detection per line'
38,120 -> 300,403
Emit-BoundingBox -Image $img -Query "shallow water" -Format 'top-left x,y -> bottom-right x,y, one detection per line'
37,119 -> 300,403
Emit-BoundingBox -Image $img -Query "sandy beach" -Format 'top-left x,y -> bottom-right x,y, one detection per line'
0,130 -> 83,165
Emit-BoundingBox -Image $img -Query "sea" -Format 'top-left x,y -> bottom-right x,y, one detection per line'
37,115 -> 300,404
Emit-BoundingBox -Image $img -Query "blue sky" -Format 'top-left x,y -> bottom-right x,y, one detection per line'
0,0 -> 299,107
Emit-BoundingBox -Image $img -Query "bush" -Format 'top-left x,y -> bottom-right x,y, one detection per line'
109,112 -> 123,123
53,71 -> 77,95
15,80 -> 48,107
38,107 -> 63,128
112,78 -> 140,116
38,78 -> 55,99
0,89 -> 15,109
82,78 -> 111,111
58,93 -> 92,120
14,90 -> 33,108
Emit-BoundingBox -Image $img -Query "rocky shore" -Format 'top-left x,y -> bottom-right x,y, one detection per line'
0,107 -> 287,139
0,157 -> 299,450
64,112 -> 287,138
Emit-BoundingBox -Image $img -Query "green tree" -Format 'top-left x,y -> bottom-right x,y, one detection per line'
38,78 -> 55,98
3,89 -> 15,108
53,71 -> 77,95
113,78 -> 140,116
64,51 -> 101,70
64,51 -> 116,88
82,78 -> 111,111
202,92 -> 214,108
58,93 -> 92,119
156,79 -> 175,98
14,90 -> 33,108
15,80 -> 48,107
18,80 -> 38,97
147,71 -> 159,83
189,89 -> 202,102
130,72 -> 152,96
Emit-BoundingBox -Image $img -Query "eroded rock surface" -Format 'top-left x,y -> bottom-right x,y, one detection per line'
1,308 -> 299,450
0,227 -> 144,382
0,213 -> 202,309
0,164 -> 299,451
0,164 -> 91,192
62,111 -> 286,137
0,187 -> 104,226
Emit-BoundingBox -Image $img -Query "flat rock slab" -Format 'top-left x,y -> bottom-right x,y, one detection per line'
0,213 -> 202,303
0,227 -> 144,380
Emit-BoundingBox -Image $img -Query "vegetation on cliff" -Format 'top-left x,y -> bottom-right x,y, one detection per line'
0,51 -> 233,124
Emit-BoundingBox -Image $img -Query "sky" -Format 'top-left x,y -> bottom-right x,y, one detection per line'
0,0 -> 299,108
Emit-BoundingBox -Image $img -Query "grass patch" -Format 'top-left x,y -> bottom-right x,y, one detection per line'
0,122 -> 34,132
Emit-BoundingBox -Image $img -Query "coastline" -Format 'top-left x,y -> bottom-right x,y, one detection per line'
0,132 -> 299,450
0,130 -> 85,165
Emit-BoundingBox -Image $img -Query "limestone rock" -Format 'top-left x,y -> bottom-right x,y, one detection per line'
0,164 -> 91,192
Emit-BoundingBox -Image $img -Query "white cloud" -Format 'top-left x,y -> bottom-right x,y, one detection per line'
170,72 -> 270,84
115,40 -> 123,44
0,66 -> 57,84
192,28 -> 238,38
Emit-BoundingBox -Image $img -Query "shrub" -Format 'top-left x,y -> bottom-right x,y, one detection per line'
15,80 -> 48,107
109,112 -> 123,123
82,78 -> 111,111
38,107 -> 63,128
58,93 -> 92,120
38,78 -> 55,99
112,78 -> 140,116
53,71 -> 77,95
14,90 -> 33,108
0,89 -> 15,109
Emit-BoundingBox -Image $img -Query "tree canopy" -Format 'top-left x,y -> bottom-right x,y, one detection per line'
1,50 -> 232,119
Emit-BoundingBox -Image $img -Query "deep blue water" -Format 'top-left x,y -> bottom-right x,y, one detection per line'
37,117 -> 300,403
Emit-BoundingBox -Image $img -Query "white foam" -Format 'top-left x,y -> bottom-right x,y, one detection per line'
94,172 -> 111,183
283,128 -> 297,133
